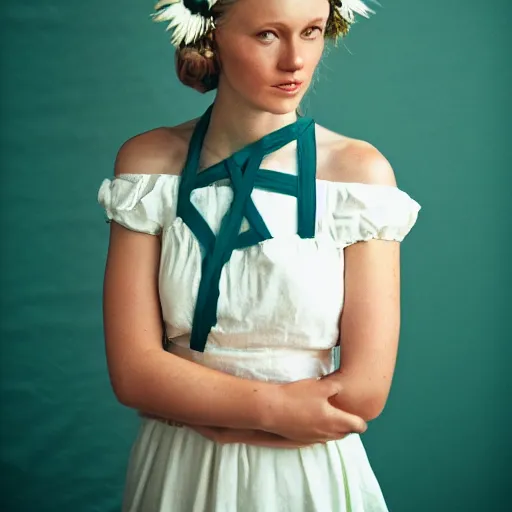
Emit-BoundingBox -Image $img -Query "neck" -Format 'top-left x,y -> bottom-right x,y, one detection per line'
201,86 -> 300,165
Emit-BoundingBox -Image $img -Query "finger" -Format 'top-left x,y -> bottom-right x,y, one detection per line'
250,434 -> 316,449
320,378 -> 343,398
329,409 -> 367,433
189,426 -> 220,440
276,442 -> 314,449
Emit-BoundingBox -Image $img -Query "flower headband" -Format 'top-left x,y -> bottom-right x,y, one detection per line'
152,0 -> 376,47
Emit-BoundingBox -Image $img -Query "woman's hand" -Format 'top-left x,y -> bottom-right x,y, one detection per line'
262,376 -> 368,443
139,375 -> 367,446
140,412 -> 350,448
186,425 -> 345,449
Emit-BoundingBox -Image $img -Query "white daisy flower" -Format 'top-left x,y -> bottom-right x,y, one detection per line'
152,0 -> 218,46
337,0 -> 376,24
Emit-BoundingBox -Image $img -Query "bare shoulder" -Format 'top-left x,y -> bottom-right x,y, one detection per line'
315,124 -> 397,187
114,118 -> 198,177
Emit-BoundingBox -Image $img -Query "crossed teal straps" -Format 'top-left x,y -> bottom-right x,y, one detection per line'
176,103 -> 318,352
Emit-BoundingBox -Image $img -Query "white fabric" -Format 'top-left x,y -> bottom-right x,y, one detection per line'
98,173 -> 421,512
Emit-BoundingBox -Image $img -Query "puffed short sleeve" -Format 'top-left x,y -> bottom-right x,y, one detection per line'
98,174 -> 176,235
328,182 -> 422,248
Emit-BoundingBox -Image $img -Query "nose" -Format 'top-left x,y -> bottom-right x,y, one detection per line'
278,40 -> 305,73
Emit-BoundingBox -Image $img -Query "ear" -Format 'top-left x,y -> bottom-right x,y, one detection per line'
210,32 -> 222,68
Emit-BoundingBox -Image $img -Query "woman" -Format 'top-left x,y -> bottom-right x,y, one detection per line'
98,0 -> 421,510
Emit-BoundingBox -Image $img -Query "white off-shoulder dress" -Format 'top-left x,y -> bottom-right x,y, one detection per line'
98,109 -> 421,511
98,171 -> 420,512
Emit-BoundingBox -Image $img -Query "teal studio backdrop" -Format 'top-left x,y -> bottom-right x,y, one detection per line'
1,1 -> 510,511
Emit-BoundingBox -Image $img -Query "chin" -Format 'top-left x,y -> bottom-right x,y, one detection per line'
251,95 -> 304,116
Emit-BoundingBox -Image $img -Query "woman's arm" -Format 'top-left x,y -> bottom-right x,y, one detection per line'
104,220 -> 278,430
325,144 -> 402,422
327,237 -> 401,421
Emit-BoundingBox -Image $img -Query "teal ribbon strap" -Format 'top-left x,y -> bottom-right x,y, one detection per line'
176,104 -> 318,352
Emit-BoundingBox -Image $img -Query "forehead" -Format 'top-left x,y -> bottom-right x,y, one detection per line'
225,0 -> 331,25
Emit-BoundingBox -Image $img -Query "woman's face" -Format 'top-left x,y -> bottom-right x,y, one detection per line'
214,0 -> 330,114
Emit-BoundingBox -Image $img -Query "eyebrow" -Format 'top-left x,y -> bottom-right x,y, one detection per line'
256,17 -> 328,30
308,17 -> 328,24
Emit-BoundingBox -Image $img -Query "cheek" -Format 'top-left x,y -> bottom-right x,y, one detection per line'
221,45 -> 271,86
306,43 -> 325,71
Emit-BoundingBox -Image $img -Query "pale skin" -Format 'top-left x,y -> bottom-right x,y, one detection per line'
103,0 -> 401,449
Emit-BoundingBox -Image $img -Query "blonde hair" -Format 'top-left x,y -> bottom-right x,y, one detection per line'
175,0 -> 344,94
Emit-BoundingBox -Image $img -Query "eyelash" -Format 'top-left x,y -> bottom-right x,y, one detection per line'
258,26 -> 323,42
303,26 -> 323,38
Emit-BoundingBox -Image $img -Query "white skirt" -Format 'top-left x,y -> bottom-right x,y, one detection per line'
122,418 -> 389,512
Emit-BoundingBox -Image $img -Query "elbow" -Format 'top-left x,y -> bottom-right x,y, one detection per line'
360,399 -> 386,422
110,377 -> 134,407
108,366 -> 141,409
332,383 -> 388,422
106,348 -> 158,409
335,379 -> 389,421
331,374 -> 390,422
112,383 -> 133,408
107,348 -> 164,410
358,391 -> 390,421
335,372 -> 392,422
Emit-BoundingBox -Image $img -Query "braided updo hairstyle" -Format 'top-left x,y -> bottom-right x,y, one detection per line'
175,0 -> 350,94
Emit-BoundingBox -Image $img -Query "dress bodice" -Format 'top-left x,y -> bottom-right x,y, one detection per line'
175,104 -> 319,352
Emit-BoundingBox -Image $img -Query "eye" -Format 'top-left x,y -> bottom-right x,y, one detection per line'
257,30 -> 278,43
303,26 -> 323,39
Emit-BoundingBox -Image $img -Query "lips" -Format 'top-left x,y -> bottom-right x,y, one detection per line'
274,80 -> 303,88
272,80 -> 304,94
